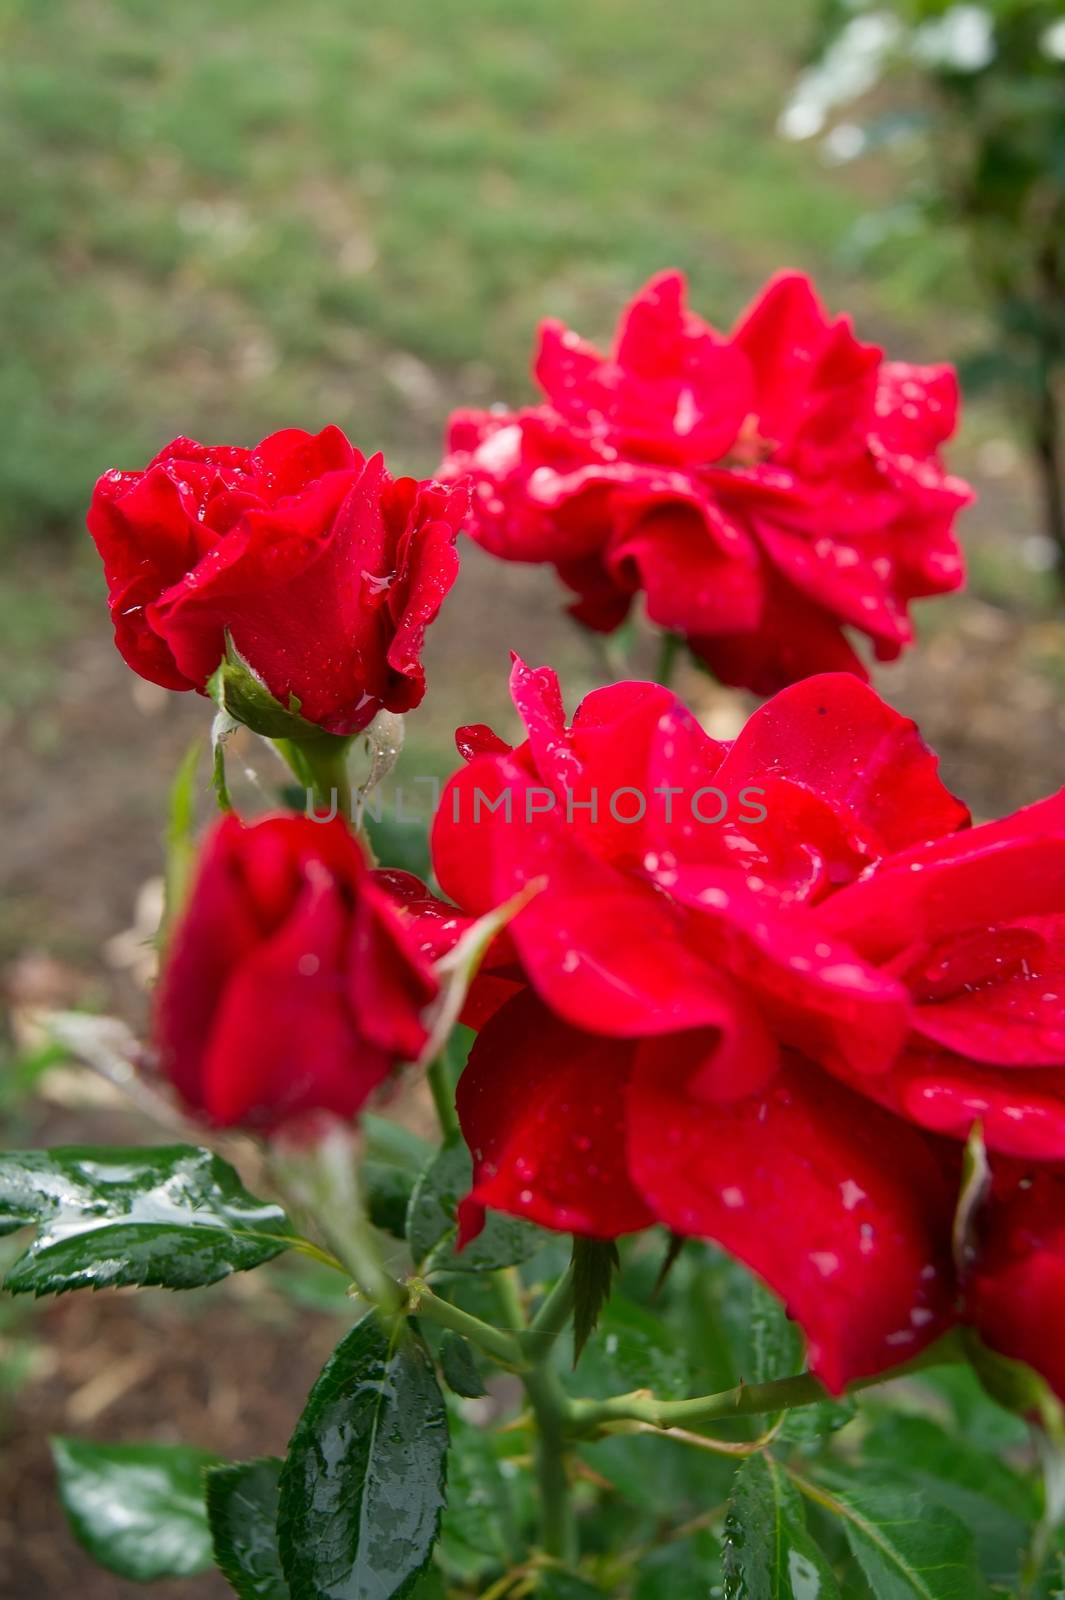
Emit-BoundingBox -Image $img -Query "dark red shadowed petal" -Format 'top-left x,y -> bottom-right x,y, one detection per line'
455,989 -> 655,1241
967,1169 -> 1065,1401
606,499 -> 763,639
691,580 -> 869,695
627,1054 -> 958,1392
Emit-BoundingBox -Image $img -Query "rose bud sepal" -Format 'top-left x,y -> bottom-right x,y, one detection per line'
207,636 -> 358,821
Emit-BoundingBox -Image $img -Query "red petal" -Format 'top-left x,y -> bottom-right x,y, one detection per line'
627,1055 -> 957,1391
714,671 -> 969,863
456,990 -> 655,1238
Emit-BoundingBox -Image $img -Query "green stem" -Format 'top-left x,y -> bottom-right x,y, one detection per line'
523,1364 -> 578,1564
655,632 -> 682,689
569,1371 -> 829,1434
276,735 -> 355,824
427,1055 -> 459,1141
568,1336 -> 961,1436
407,1281 -> 526,1370
493,1267 -> 528,1332
522,1264 -> 576,1362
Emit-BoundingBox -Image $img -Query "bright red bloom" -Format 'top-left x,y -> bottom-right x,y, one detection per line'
817,790 -> 1065,1161
424,659 -> 970,1390
156,814 -> 438,1131
88,427 -> 466,734
442,272 -> 971,691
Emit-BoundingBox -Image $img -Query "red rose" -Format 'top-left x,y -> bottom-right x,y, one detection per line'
421,658 -> 971,1390
817,789 -> 1065,1161
442,272 -> 971,692
88,427 -> 467,734
156,814 -> 438,1131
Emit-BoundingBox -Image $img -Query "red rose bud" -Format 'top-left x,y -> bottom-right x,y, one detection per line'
155,813 -> 439,1132
441,271 -> 971,692
404,658 -> 971,1393
88,427 -> 467,735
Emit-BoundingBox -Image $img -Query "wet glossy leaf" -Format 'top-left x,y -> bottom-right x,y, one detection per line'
438,1331 -> 486,1399
406,1136 -> 544,1274
207,1457 -> 289,1599
572,1236 -> 619,1366
723,1454 -> 840,1600
51,1436 -> 218,1581
0,1146 -> 293,1296
278,1313 -> 448,1599
813,1470 -> 987,1599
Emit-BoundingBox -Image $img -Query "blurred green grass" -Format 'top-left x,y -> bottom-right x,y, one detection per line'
0,0 -> 967,553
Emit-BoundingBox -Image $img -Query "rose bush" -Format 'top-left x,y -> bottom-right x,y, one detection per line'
8,266 -> 1064,1600
156,812 -> 438,1130
88,427 -> 466,734
443,271 -> 972,690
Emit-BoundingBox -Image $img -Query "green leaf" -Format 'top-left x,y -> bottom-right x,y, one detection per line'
438,1331 -> 486,1398
0,1145 -> 293,1295
572,1236 -> 619,1366
206,1457 -> 290,1599
810,1470 -> 988,1599
360,1114 -> 433,1240
723,1454 -> 840,1600
536,1573 -> 605,1598
862,1412 -> 1036,1586
51,1436 -> 218,1581
573,1294 -> 688,1399
406,1136 -> 545,1274
438,1404 -> 516,1581
278,1313 -> 448,1600
633,1528 -> 722,1599
741,1278 -> 854,1443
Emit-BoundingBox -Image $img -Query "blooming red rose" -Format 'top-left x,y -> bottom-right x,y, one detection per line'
156,813 -> 438,1131
816,789 -> 1065,1161
419,658 -> 972,1390
442,272 -> 971,691
88,427 -> 467,734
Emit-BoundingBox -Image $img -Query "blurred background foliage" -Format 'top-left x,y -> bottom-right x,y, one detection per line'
781,0 -> 1065,568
